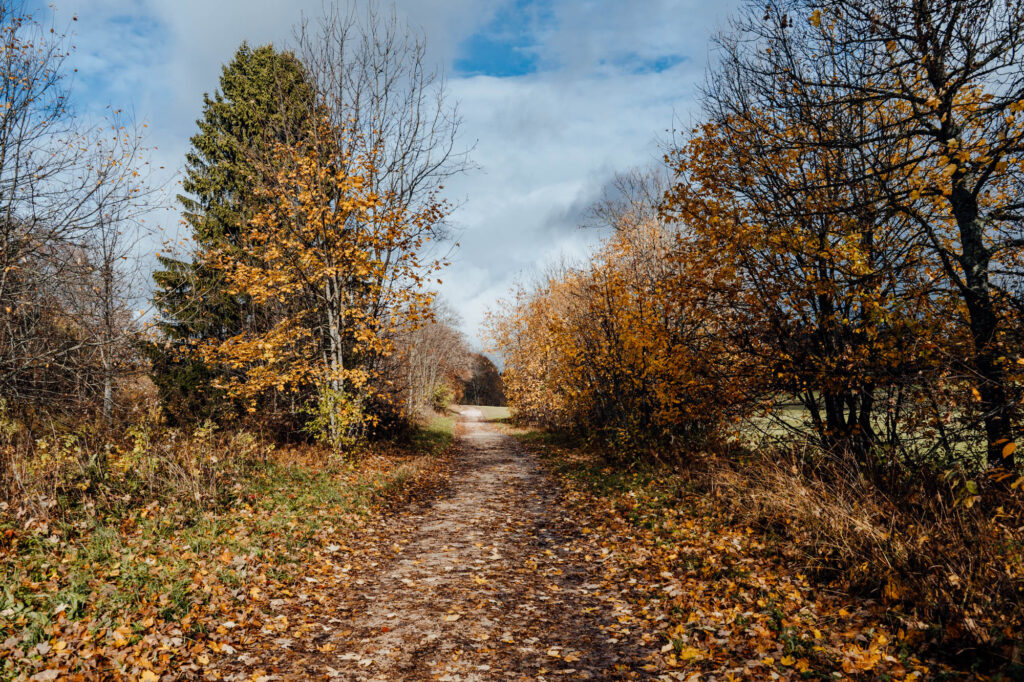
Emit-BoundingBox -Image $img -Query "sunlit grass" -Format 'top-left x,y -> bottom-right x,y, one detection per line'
0,421 -> 454,679
408,412 -> 456,456
473,405 -> 511,422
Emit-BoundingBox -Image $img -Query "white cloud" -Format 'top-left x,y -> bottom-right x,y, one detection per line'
49,0 -> 729,344
437,58 -> 718,345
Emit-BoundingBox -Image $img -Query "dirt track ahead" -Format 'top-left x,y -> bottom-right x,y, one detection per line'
248,407 -> 662,680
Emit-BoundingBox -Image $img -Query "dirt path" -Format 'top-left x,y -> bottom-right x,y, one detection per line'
260,407 -> 663,680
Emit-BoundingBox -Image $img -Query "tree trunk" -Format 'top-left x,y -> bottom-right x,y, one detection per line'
102,357 -> 113,426
324,276 -> 346,445
950,186 -> 1015,470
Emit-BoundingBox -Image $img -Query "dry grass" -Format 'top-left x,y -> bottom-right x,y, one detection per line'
711,451 -> 1024,668
0,412 -> 454,679
513,424 -> 1024,675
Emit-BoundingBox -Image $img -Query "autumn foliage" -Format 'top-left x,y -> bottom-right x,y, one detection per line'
492,0 -> 1024,475
488,202 -> 745,451
7,0 -> 1024,677
191,118 -> 445,444
487,0 -> 1024,665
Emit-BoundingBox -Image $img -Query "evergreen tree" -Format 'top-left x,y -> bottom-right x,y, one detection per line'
148,43 -> 313,424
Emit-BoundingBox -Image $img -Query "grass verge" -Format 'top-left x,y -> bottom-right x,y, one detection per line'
510,425 -> 1022,680
0,421 -> 454,680
406,411 -> 456,456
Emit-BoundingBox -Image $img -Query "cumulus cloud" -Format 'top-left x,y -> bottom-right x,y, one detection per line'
42,0 -> 731,345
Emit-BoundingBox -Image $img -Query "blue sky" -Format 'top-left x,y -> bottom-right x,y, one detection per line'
454,0 -> 550,77
41,0 -> 729,345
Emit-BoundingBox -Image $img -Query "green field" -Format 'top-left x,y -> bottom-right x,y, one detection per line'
460,405 -> 511,422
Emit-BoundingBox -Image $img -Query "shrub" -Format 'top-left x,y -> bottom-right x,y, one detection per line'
431,383 -> 454,412
712,448 -> 1024,662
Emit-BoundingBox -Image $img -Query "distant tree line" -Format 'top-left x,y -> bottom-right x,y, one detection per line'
459,354 -> 505,407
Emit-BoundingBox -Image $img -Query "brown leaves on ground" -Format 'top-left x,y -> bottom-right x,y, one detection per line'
0,443 -> 451,681
523,432 -> 969,680
2,412 -> 989,680
211,408 -> 668,680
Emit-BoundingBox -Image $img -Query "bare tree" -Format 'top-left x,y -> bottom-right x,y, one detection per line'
391,300 -> 471,417
296,3 -> 468,218
295,3 -> 470,336
587,167 -> 671,233
0,3 -> 153,424
84,121 -> 154,424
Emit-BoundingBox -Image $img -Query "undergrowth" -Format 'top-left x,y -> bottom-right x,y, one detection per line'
513,426 -> 1024,679
0,416 -> 453,680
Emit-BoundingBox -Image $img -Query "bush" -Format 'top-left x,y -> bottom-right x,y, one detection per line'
712,448 -> 1024,664
0,412 -> 274,521
301,386 -> 366,453
431,383 -> 454,412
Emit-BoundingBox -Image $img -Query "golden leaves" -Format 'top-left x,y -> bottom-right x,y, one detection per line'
487,212 -> 746,434
189,116 -> 447,411
526,439 -> 945,680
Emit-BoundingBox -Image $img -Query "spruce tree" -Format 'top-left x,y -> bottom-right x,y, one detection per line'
148,43 -> 312,424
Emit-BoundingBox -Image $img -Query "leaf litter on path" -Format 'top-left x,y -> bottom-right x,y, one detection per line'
212,407 -> 666,680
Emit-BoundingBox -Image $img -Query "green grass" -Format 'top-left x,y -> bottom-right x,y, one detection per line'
0,429 -> 454,679
3,460 -> 393,627
747,397 -> 985,457
408,412 -> 455,455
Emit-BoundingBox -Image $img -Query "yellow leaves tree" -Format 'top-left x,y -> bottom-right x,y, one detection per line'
663,106 -> 946,461
487,172 -> 747,452
732,0 -> 1024,470
195,117 -> 445,446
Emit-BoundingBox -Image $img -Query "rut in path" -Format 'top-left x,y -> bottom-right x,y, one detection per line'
270,407 -> 663,680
